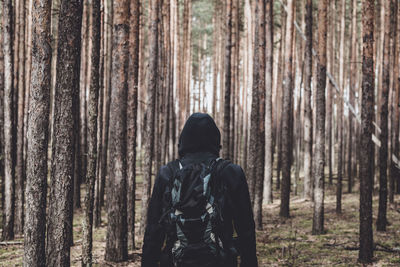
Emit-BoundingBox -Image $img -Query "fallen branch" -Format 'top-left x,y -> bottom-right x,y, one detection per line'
0,240 -> 23,246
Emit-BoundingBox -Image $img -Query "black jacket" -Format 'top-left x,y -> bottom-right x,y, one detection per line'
141,113 -> 258,267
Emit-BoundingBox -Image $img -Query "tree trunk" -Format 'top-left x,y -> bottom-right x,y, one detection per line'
376,0 -> 390,232
263,0 -> 273,205
303,0 -> 312,200
358,0 -> 374,263
253,0 -> 265,229
105,0 -> 130,262
46,0 -> 82,264
280,0 -> 295,219
23,0 -> 52,264
223,0 -> 232,159
14,0 -> 25,235
139,0 -> 159,236
312,0 -> 327,235
2,0 -> 15,241
336,0 -> 346,214
82,0 -> 100,264
127,0 -> 140,250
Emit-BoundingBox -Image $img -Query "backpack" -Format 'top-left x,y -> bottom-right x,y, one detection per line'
159,158 -> 230,267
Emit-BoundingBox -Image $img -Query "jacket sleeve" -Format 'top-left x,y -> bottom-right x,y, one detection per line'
141,166 -> 170,267
225,164 -> 258,267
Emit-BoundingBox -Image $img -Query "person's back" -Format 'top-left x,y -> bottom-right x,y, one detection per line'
141,113 -> 258,267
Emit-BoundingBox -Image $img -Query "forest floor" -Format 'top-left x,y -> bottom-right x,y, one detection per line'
1,181 -> 400,266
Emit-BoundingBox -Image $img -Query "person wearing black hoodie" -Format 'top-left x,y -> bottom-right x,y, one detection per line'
141,113 -> 258,267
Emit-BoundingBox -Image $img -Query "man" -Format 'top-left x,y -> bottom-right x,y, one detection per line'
142,113 -> 258,267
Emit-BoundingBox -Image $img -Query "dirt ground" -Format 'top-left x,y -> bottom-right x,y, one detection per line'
1,184 -> 400,266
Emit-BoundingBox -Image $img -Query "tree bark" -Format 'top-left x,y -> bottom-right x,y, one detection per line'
312,0 -> 327,235
82,0 -> 100,264
14,0 -> 26,235
105,0 -> 130,262
223,0 -> 232,159
336,0 -> 346,214
358,0 -> 374,263
127,0 -> 140,250
139,0 -> 159,236
23,0 -> 52,265
263,0 -> 273,205
280,0 -> 295,219
46,0 -> 83,265
2,0 -> 15,241
253,0 -> 265,229
303,0 -> 312,200
376,0 -> 390,232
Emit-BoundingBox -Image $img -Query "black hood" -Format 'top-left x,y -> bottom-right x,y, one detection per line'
178,113 -> 221,158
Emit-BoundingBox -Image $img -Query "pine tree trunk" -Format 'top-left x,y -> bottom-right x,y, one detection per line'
14,0 -> 25,235
312,0 -> 327,235
46,0 -> 83,265
2,0 -> 15,241
358,0 -> 374,262
336,0 -> 346,214
23,0 -> 52,264
127,0 -> 140,250
376,0 -> 390,232
82,0 -> 100,264
223,0 -> 232,159
389,0 -> 399,199
105,0 -> 130,261
263,0 -> 273,205
280,0 -> 295,219
303,0 -> 312,200
139,0 -> 159,236
253,0 -> 265,229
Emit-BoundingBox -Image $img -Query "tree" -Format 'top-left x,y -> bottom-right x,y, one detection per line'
336,0 -> 346,214
263,0 -> 273,204
127,0 -> 140,249
24,0 -> 52,265
15,0 -> 26,235
280,0 -> 295,219
105,0 -> 130,261
303,0 -> 312,200
253,0 -> 266,229
2,0 -> 15,241
376,0 -> 390,232
82,0 -> 100,264
312,0 -> 327,235
139,0 -> 159,236
358,0 -> 374,263
46,0 -> 83,265
223,0 -> 232,159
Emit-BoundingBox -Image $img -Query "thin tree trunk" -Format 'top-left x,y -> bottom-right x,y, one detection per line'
312,0 -> 327,235
223,0 -> 232,159
23,0 -> 52,264
254,0 -> 265,229
14,0 -> 25,235
358,0 -> 374,263
2,0 -> 15,241
263,0 -> 273,204
82,0 -> 100,264
303,0 -> 312,200
336,0 -> 346,214
127,0 -> 140,250
105,0 -> 130,261
280,0 -> 295,219
376,0 -> 390,232
139,0 -> 159,236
